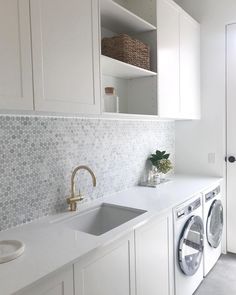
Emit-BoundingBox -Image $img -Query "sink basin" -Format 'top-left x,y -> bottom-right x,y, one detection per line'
65,203 -> 146,236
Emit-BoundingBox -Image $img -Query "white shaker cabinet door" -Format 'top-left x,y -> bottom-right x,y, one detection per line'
157,0 -> 180,118
179,11 -> 200,119
0,0 -> 33,110
74,233 -> 136,295
135,213 -> 174,295
30,0 -> 101,114
17,266 -> 74,295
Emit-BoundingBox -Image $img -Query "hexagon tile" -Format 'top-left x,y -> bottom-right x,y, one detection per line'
0,115 -> 175,231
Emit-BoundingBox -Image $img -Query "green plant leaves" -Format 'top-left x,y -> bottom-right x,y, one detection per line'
149,150 -> 172,173
149,150 -> 170,161
163,153 -> 170,159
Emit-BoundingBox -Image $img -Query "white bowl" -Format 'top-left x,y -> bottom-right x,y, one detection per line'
0,240 -> 25,264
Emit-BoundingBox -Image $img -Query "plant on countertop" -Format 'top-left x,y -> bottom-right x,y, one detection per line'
149,150 -> 173,174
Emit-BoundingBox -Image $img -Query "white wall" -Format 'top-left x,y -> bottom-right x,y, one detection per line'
175,0 -> 236,177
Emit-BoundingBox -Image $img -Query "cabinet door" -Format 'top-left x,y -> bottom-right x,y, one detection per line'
157,0 -> 180,118
135,214 -> 174,295
179,11 -> 200,119
30,0 -> 100,114
17,266 -> 73,295
0,0 -> 33,110
74,233 -> 135,295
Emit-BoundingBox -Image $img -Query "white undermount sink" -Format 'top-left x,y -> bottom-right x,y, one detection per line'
64,203 -> 146,236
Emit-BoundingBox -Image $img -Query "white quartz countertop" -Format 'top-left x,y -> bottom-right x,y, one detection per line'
0,175 -> 222,295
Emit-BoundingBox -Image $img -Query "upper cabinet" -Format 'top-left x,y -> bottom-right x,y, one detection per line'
157,0 -> 201,120
100,0 -> 158,116
157,0 -> 180,118
0,0 -> 33,110
0,0 -> 200,119
0,0 -> 100,114
30,0 -> 101,114
179,10 -> 200,119
100,0 -> 200,119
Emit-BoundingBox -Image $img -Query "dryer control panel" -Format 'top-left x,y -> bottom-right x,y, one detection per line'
176,197 -> 201,219
205,186 -> 220,202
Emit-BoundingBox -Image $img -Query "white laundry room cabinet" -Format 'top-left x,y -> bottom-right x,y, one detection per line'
0,0 -> 33,110
157,0 -> 180,118
30,0 -> 101,114
135,213 -> 174,295
74,232 -> 136,295
179,10 -> 201,119
15,211 -> 173,295
17,266 -> 74,295
157,0 -> 201,119
0,0 -> 101,114
0,0 -> 200,119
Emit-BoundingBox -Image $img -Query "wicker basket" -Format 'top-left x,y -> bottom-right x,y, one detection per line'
102,34 -> 150,70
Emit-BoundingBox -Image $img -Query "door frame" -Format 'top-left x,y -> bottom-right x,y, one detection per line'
225,23 -> 236,254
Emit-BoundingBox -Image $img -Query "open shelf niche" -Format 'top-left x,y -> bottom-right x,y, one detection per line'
100,0 -> 158,116
100,0 -> 156,34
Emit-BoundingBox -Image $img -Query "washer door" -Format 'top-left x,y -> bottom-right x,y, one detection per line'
178,216 -> 204,276
207,199 -> 223,248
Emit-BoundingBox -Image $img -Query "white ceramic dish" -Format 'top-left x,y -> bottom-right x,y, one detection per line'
0,240 -> 25,264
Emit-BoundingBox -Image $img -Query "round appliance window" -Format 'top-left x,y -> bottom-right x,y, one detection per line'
178,215 -> 204,276
207,199 -> 223,248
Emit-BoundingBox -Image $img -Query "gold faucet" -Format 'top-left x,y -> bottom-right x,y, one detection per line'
66,165 -> 97,211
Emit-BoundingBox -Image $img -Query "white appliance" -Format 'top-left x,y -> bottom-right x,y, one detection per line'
202,184 -> 223,277
173,194 -> 204,295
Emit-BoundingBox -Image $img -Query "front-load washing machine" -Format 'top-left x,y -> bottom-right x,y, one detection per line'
173,194 -> 204,295
202,184 -> 223,277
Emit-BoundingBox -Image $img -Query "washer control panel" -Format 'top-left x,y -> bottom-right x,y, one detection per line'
176,197 -> 201,219
205,186 -> 220,202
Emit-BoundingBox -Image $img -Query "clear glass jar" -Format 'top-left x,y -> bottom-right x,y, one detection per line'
148,166 -> 161,185
104,87 -> 119,113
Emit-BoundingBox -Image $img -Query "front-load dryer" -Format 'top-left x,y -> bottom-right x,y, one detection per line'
173,194 -> 204,295
202,184 -> 223,277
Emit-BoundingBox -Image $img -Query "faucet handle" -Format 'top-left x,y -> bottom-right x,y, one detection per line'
76,191 -> 84,202
67,193 -> 84,203
66,191 -> 84,211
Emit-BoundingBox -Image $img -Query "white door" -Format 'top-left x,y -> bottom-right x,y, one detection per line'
179,11 -> 200,119
0,0 -> 33,110
17,266 -> 73,295
30,0 -> 101,114
226,23 -> 236,253
157,0 -> 180,118
74,233 -> 135,295
135,214 -> 174,295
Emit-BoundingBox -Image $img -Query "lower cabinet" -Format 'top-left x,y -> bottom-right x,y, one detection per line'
74,213 -> 173,295
17,266 -> 74,295
74,233 -> 136,295
135,213 -> 174,295
16,212 -> 173,295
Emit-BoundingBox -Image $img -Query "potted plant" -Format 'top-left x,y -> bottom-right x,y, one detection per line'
149,150 -> 173,184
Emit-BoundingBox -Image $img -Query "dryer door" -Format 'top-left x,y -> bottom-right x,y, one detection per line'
207,199 -> 223,248
178,216 -> 204,276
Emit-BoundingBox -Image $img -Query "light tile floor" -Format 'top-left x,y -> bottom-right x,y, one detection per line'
194,254 -> 236,295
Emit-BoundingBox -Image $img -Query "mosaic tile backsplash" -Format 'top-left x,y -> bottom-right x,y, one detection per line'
0,116 -> 175,231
